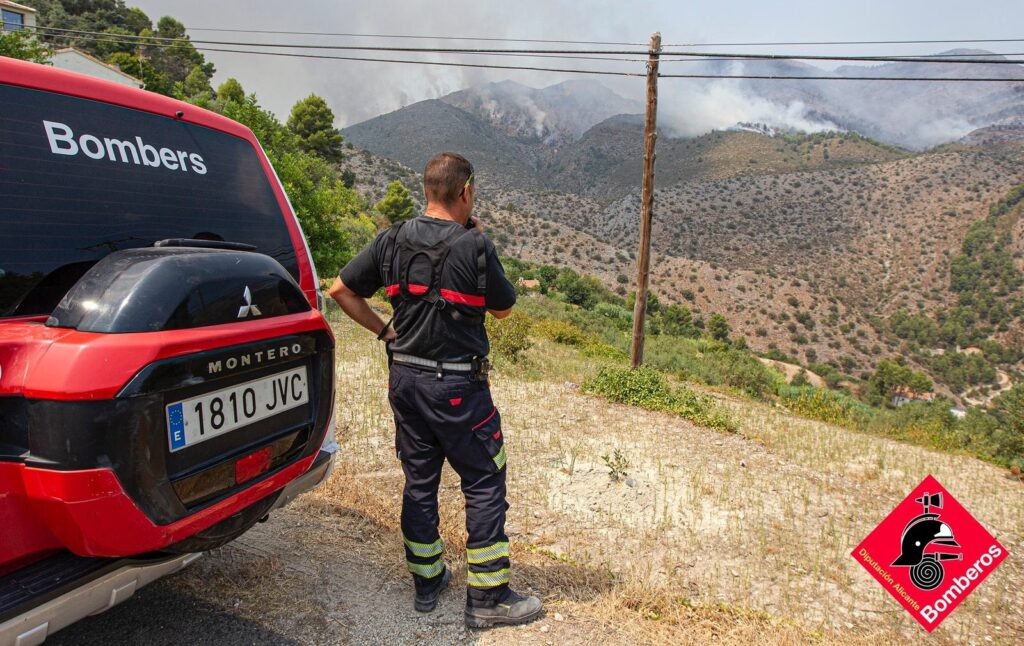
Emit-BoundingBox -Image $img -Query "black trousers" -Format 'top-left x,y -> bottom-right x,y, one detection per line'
387,362 -> 510,606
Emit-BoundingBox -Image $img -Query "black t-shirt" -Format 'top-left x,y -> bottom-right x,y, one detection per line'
340,215 -> 516,361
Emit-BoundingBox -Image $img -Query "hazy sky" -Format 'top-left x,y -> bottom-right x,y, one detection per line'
130,0 -> 1024,127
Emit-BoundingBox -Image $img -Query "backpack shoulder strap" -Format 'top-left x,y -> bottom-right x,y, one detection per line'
380,221 -> 404,287
472,229 -> 488,295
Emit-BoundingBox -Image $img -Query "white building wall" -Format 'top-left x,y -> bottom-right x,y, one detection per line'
50,50 -> 143,88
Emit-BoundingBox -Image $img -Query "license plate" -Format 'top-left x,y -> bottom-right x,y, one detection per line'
166,367 -> 309,452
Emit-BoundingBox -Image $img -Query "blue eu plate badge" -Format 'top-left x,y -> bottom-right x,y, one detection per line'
167,402 -> 186,451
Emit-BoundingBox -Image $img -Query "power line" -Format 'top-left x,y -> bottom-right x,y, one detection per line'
19,23 -> 1024,65
191,45 -> 643,76
25,31 -> 644,77
665,37 -> 1024,48
19,24 -> 646,63
184,26 -> 648,47
659,51 -> 1024,64
17,26 -> 1024,82
658,50 -> 1024,65
24,30 -> 647,68
658,72 -> 1020,82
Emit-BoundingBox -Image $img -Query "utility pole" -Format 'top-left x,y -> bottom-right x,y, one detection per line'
630,32 -> 662,368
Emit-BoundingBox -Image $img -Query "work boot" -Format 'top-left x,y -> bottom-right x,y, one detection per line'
414,566 -> 451,613
464,588 -> 543,628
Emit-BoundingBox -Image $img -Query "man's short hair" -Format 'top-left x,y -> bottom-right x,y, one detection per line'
423,152 -> 473,205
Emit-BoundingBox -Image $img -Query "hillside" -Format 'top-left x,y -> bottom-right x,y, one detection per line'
479,144 -> 1024,389
344,57 -> 1024,176
548,126 -> 908,199
678,52 -> 1024,149
341,99 -> 545,190
440,79 -> 643,149
333,132 -> 1022,399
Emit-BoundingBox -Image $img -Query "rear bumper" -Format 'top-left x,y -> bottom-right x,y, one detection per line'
0,552 -> 200,646
268,448 -> 335,514
0,449 -> 335,645
6,454 -> 318,557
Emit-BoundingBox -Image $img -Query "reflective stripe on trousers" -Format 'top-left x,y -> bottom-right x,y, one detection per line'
388,362 -> 511,602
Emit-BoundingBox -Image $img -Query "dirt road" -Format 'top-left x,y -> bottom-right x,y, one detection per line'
50,501 -> 596,646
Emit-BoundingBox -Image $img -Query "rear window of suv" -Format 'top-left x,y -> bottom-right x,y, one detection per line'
0,83 -> 298,318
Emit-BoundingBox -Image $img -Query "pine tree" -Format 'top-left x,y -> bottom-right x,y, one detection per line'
708,313 -> 730,342
375,180 -> 416,223
287,94 -> 344,163
216,78 -> 245,104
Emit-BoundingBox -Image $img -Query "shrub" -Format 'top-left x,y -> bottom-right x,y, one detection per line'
533,319 -> 589,346
488,311 -> 533,362
865,401 -> 962,452
583,366 -> 735,431
581,341 -> 628,361
779,385 -> 867,427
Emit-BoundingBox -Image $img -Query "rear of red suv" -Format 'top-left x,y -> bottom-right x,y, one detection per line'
0,57 -> 337,643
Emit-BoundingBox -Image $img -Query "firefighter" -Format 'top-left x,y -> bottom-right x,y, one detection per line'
328,152 -> 543,628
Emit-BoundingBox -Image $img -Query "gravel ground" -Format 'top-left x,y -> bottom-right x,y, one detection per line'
48,503 -> 586,646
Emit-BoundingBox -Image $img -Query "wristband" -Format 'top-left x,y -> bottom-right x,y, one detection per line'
376,316 -> 394,340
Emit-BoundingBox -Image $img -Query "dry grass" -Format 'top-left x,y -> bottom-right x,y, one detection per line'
313,308 -> 1024,644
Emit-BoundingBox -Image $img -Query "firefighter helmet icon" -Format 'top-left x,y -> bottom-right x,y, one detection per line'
891,492 -> 963,590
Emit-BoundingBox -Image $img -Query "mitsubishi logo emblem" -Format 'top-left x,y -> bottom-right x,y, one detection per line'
237,286 -> 262,318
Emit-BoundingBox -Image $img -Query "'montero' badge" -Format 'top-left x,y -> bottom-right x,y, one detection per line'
852,475 -> 1008,632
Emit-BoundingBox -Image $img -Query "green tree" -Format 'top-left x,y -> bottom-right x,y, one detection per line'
375,180 -> 416,223
216,78 -> 245,104
174,64 -> 213,105
122,6 -> 153,34
107,51 -> 172,95
0,29 -> 51,64
537,265 -> 558,293
287,94 -> 344,163
708,312 -> 730,342
661,304 -> 698,338
155,15 -> 187,39
222,94 -> 371,276
992,385 -> 1024,468
92,26 -> 137,58
867,359 -> 932,406
556,270 -> 602,309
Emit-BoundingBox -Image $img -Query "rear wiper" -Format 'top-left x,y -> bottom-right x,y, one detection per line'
154,238 -> 257,252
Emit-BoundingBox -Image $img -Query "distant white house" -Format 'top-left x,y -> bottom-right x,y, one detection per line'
50,47 -> 143,88
950,407 -> 967,419
0,0 -> 36,31
891,387 -> 935,408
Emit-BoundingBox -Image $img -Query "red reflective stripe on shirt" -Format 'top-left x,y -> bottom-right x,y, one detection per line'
440,289 -> 485,307
386,284 -> 483,306
385,283 -> 429,296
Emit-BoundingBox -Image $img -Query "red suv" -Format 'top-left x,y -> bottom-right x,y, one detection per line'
0,58 -> 337,642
